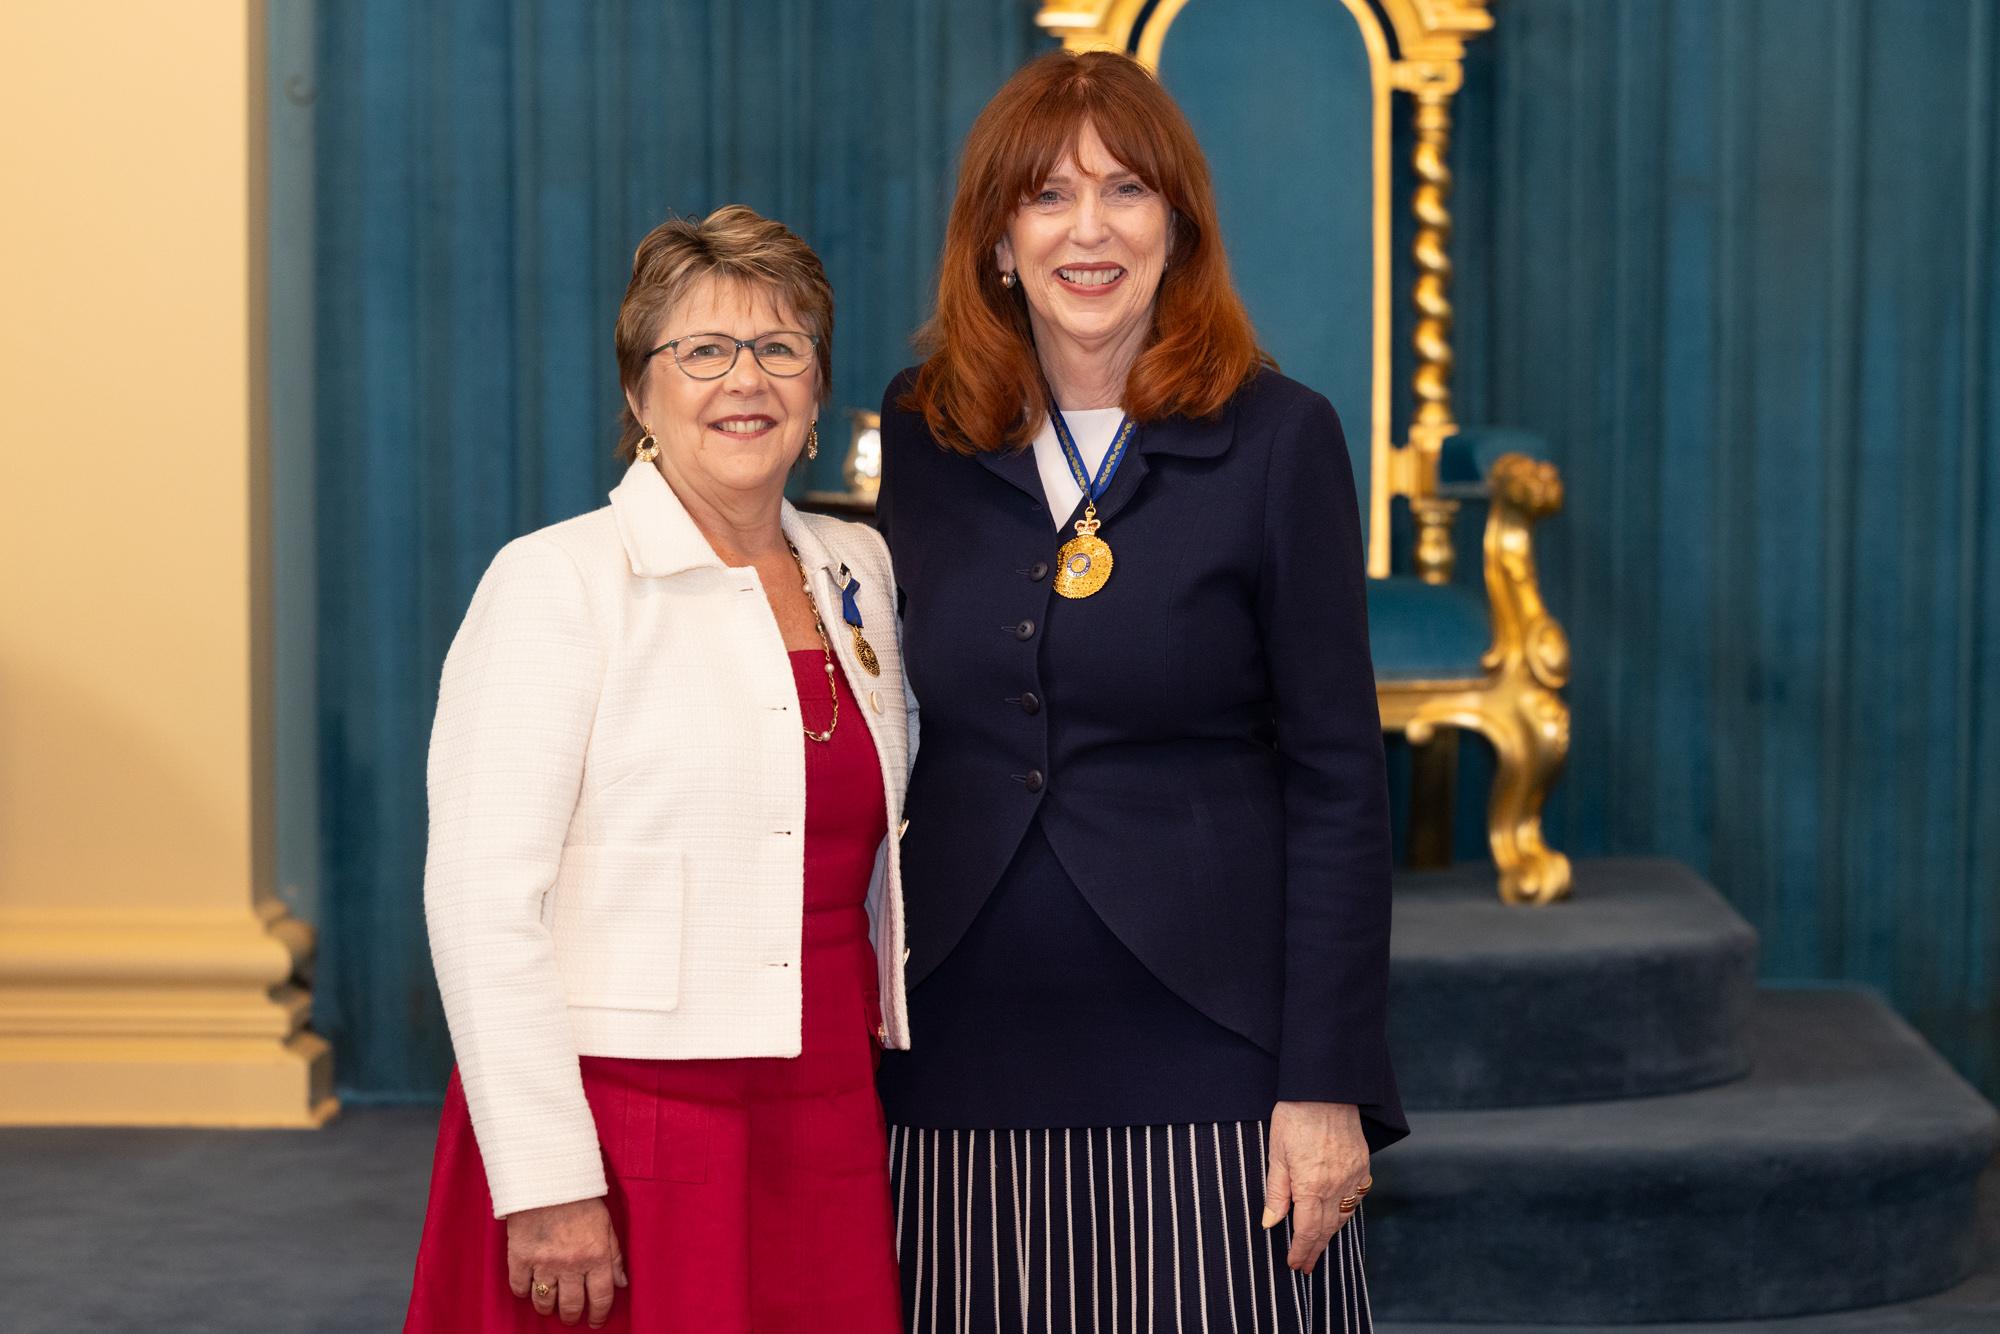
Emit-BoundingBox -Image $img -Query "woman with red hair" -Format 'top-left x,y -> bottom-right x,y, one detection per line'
875,50 -> 1404,1333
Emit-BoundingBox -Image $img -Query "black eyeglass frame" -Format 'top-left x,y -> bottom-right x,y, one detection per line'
644,330 -> 822,380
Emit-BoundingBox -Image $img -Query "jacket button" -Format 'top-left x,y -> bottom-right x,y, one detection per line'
1023,769 -> 1045,793
1028,561 -> 1050,581
1013,619 -> 1036,641
1020,691 -> 1041,715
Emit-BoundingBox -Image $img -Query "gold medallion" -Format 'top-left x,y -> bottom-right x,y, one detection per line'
851,626 -> 881,675
1054,534 -> 1112,599
1054,507 -> 1113,599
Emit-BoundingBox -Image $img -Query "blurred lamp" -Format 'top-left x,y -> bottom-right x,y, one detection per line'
843,409 -> 881,501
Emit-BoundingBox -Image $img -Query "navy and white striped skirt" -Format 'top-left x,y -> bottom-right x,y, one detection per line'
886,1121 -> 1371,1333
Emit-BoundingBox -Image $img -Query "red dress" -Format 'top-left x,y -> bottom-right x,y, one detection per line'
405,650 -> 900,1332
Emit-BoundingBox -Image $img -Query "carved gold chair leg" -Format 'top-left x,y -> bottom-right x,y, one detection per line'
1470,679 -> 1572,904
1389,685 -> 1571,905
1478,451 -> 1572,903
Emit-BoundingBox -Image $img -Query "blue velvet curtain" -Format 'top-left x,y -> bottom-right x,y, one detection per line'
1448,0 -> 2000,1094
311,0 -> 1050,1100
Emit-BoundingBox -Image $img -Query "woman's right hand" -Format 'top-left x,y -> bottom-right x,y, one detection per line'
505,1197 -> 628,1327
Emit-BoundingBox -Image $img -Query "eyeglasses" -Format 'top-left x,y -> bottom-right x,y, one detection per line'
646,329 -> 820,380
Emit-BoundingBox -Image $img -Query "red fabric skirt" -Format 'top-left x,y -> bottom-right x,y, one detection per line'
405,652 -> 898,1332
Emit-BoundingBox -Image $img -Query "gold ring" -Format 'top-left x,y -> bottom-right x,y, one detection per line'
1356,1176 -> 1374,1197
533,1281 -> 552,1300
1338,1194 -> 1359,1209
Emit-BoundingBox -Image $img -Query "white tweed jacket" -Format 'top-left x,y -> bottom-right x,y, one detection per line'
424,461 -> 914,1218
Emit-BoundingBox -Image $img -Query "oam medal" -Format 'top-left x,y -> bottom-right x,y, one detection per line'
1049,406 -> 1136,601
1054,513 -> 1113,599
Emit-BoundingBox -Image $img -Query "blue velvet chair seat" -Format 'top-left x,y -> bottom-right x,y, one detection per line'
1367,576 -> 1490,683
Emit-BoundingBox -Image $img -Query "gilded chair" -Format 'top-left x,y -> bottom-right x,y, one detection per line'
1037,0 -> 1573,903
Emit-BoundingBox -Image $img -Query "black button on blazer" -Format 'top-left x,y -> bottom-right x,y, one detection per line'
877,367 -> 1404,1141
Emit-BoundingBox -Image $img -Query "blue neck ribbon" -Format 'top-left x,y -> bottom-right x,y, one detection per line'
1048,403 -> 1138,506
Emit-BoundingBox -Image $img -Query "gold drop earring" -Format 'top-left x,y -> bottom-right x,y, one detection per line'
806,420 -> 819,461
635,424 -> 659,463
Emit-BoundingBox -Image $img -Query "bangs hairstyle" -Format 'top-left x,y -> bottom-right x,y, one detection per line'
905,50 -> 1269,455
614,204 -> 834,462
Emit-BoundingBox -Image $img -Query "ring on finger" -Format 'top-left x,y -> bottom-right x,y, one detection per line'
1338,1196 -> 1359,1214
1356,1176 -> 1373,1197
532,1281 -> 553,1300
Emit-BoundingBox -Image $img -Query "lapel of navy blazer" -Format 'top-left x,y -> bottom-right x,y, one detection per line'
424,461 -> 912,1220
877,367 -> 1404,1143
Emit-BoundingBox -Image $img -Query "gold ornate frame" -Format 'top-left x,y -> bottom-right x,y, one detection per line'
1036,0 -> 1573,903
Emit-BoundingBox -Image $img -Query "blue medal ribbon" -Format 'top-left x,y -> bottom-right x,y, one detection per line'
1048,402 -> 1137,509
834,563 -> 881,673
837,568 -> 864,630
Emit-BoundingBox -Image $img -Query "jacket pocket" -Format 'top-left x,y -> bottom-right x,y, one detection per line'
547,844 -> 686,1010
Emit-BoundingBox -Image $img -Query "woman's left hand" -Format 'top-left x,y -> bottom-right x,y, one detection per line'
1261,1100 -> 1371,1272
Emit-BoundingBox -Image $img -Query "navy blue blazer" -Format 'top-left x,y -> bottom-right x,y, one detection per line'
877,367 -> 1404,1145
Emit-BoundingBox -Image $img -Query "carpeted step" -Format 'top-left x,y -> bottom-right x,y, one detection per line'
1366,988 -> 2000,1324
1390,858 -> 1758,1109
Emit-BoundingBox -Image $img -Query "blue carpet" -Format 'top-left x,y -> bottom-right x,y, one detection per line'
0,1106 -> 1992,1331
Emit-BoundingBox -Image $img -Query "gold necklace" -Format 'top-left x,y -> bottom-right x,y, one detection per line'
787,541 -> 839,743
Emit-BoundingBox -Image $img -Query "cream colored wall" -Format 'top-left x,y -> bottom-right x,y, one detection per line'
0,2 -> 267,914
0,1 -> 330,1125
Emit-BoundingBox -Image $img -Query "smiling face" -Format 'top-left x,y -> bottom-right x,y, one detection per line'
624,275 -> 820,507
995,120 -> 1172,388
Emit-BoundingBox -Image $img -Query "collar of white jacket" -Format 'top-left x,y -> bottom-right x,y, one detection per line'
609,459 -> 840,587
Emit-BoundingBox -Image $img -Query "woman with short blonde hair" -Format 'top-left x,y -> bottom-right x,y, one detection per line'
404,204 -> 910,1332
